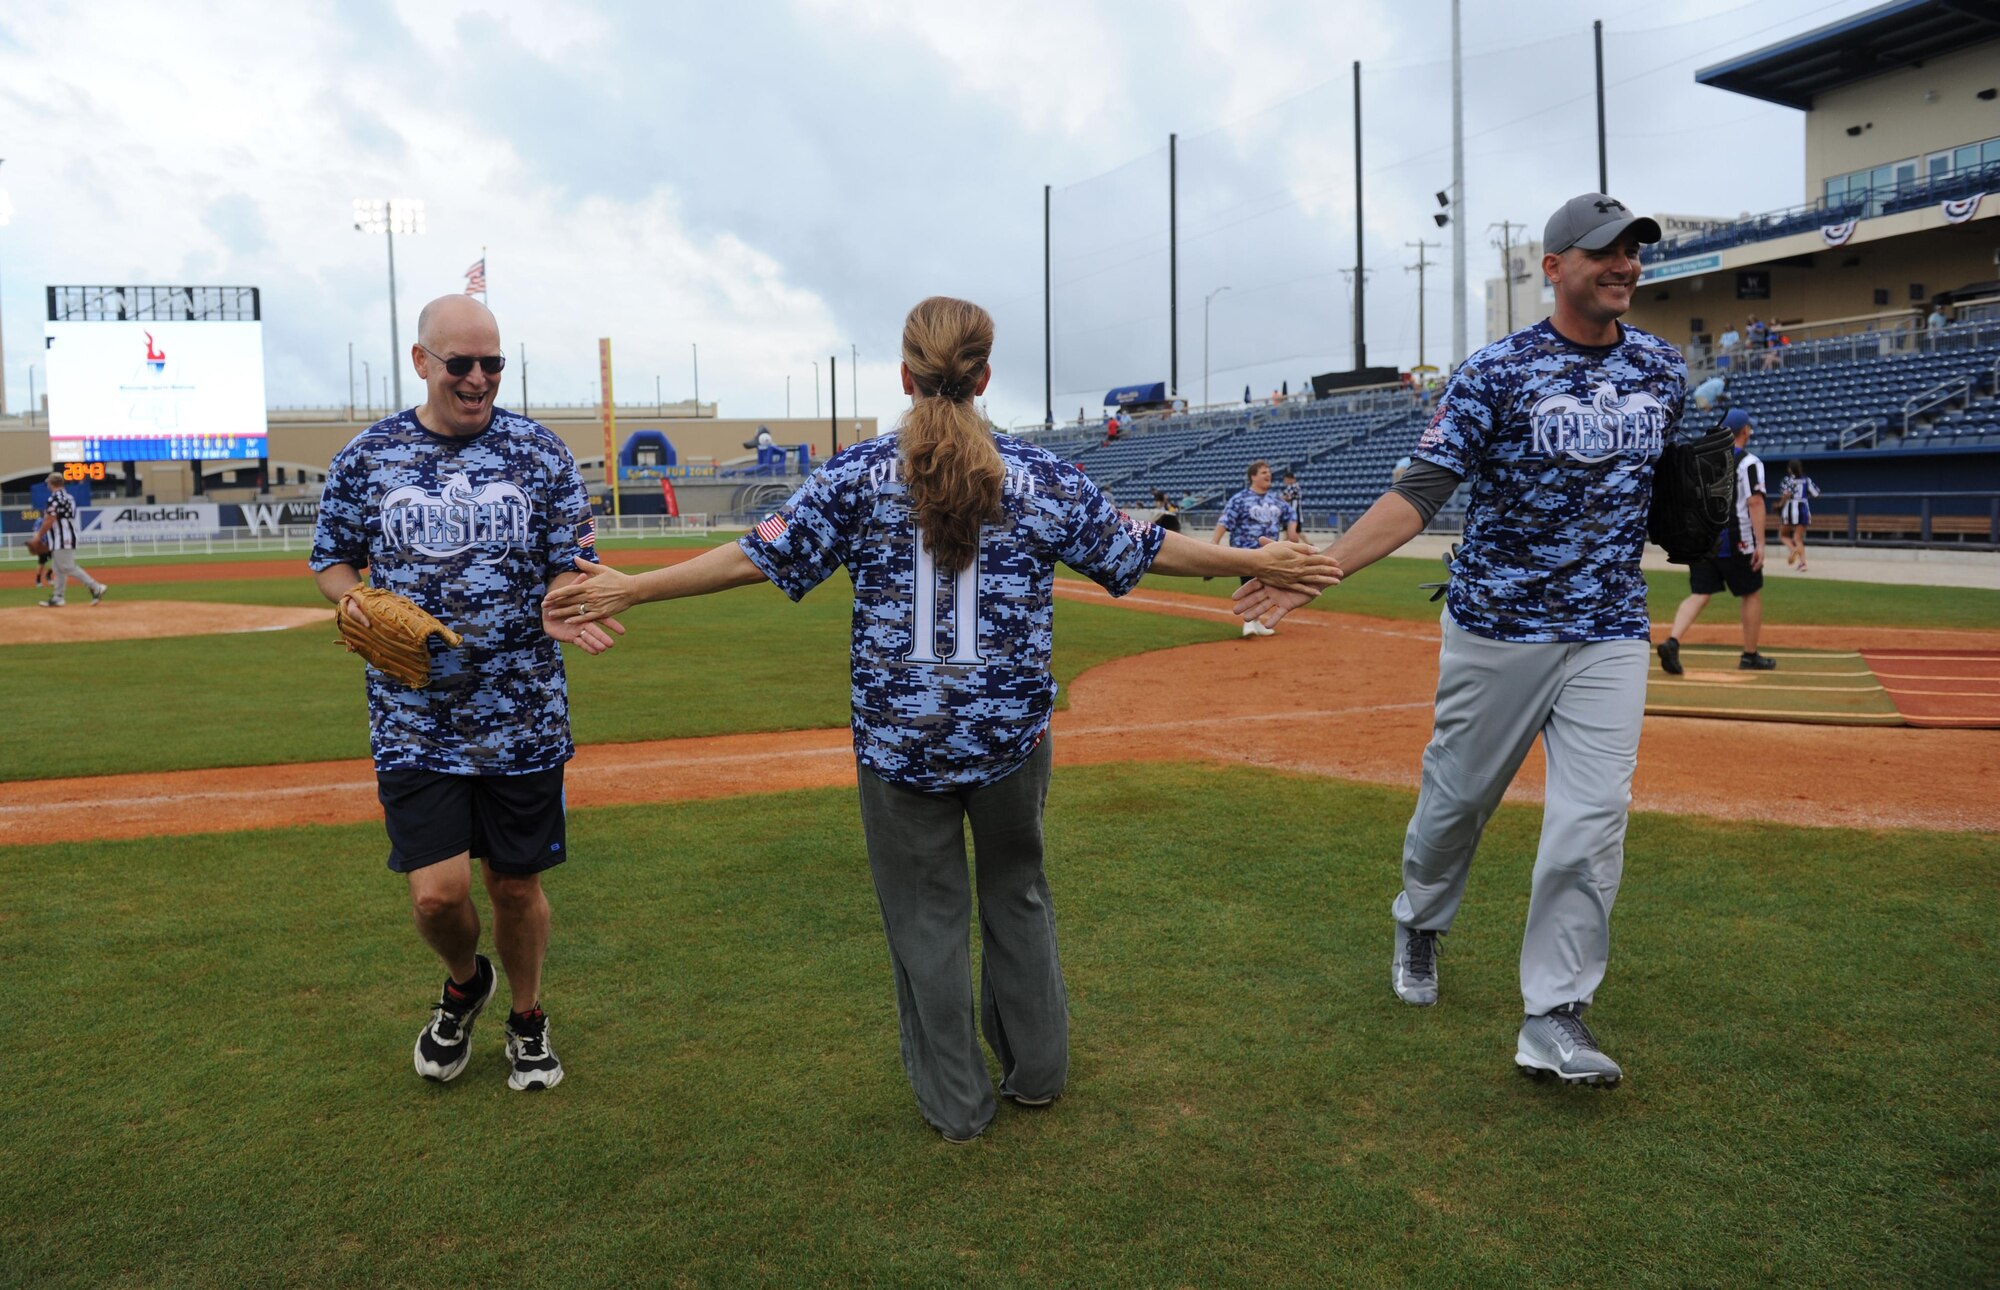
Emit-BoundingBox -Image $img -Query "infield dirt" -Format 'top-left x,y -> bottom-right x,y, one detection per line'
7,580 -> 1996,846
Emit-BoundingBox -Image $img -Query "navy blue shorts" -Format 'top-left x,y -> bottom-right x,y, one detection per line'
377,765 -> 568,875
1689,552 -> 1763,598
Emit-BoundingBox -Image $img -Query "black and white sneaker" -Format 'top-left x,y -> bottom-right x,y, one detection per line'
505,1007 -> 564,1091
1392,924 -> 1441,1006
413,954 -> 496,1082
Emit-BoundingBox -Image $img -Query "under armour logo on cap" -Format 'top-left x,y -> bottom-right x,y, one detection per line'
1545,192 -> 1661,255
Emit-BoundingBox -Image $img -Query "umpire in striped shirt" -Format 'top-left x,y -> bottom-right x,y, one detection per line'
34,473 -> 108,608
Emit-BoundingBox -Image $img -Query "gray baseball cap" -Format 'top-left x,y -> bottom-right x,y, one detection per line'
1544,193 -> 1662,255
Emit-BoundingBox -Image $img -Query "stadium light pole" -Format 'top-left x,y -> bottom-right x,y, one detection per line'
0,165 -> 10,418
691,342 -> 699,413
1594,20 -> 1608,192
1450,0 -> 1467,368
851,342 -> 860,440
362,360 -> 372,420
813,360 -> 820,418
352,198 -> 425,409
1203,286 -> 1230,407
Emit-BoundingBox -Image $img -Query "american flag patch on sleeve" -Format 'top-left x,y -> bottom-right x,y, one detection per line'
755,513 -> 788,543
578,516 -> 597,549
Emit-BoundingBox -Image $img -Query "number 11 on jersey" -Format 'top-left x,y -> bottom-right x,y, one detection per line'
904,535 -> 984,665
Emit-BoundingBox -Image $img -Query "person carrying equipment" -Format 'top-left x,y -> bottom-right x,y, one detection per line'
1234,193 -> 1696,1088
1658,409 -> 1777,674
311,295 -> 624,1094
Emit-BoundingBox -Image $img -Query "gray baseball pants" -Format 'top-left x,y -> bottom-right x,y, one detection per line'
855,737 -> 1066,1141
1391,614 -> 1649,1017
49,549 -> 104,603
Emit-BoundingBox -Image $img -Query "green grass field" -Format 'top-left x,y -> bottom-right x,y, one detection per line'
4,765 -> 1993,1286
0,577 -> 1231,782
1137,556 -> 2000,632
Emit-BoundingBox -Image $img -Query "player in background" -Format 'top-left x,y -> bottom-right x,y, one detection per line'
1777,459 -> 1821,572
33,473 -> 107,608
547,296 -> 1339,1143
1659,409 -> 1777,674
1281,471 -> 1304,536
1212,460 -> 1301,637
310,295 -> 624,1093
1234,194 -> 1694,1087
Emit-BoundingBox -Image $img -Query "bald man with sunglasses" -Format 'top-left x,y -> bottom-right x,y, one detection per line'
311,295 -> 623,1093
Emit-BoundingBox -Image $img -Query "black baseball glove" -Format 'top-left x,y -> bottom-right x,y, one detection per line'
1648,424 -> 1738,564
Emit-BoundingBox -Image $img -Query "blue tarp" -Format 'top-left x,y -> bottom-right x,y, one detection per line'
1104,382 -> 1167,408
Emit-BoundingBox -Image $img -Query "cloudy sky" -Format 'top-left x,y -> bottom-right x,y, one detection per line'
0,0 -> 1886,436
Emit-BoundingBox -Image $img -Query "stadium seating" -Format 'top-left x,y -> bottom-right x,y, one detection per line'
1012,330 -> 1999,535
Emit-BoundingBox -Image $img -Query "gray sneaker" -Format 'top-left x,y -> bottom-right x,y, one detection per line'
1391,925 -> 1440,1006
1515,1004 -> 1622,1087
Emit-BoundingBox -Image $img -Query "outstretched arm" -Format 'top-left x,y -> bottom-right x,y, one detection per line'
1232,491 -> 1427,626
1148,529 -> 1340,591
544,543 -> 769,625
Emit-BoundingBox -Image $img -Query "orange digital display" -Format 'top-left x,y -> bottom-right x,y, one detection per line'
60,462 -> 108,482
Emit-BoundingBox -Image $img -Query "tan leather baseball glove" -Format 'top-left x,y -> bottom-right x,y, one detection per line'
337,586 -> 464,689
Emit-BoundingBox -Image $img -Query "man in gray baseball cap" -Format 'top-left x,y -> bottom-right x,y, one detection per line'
1543,192 -> 1662,255
1233,182 -> 1693,1091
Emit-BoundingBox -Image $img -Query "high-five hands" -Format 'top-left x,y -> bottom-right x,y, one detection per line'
1234,538 -> 1340,627
540,556 -> 632,654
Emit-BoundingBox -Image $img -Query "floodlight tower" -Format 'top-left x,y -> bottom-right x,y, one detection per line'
352,198 -> 425,409
0,160 -> 12,417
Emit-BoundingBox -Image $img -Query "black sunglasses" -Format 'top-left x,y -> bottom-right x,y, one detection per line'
421,345 -> 506,377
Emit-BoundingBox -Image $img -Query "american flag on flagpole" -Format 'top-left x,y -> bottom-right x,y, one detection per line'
464,257 -> 487,296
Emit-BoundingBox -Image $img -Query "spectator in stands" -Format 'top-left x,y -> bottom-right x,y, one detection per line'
1692,371 -> 1727,412
1270,388 -> 1284,406
1212,460 -> 1300,637
1717,323 -> 1740,371
1762,334 -> 1788,371
1746,315 -> 1767,352
1152,490 -> 1182,533
1659,409 -> 1777,674
1777,459 -> 1822,572
1927,304 -> 1949,348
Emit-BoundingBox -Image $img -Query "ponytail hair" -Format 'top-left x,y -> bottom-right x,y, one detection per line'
899,296 -> 1003,574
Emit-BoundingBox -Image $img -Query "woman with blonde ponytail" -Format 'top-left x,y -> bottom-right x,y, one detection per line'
547,296 -> 1339,1143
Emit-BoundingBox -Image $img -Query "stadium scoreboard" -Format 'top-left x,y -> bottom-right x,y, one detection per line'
44,285 -> 267,464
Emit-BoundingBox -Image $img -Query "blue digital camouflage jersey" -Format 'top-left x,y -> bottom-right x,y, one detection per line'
1415,319 -> 1691,642
310,408 -> 595,774
1217,488 -> 1296,548
740,432 -> 1165,792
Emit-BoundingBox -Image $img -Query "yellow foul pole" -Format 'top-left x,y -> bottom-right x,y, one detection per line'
598,338 -> 622,524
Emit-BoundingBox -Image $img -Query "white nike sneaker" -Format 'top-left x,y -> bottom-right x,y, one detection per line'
1515,1004 -> 1623,1087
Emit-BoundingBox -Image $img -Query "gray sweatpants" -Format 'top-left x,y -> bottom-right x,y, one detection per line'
49,549 -> 104,603
1392,614 -> 1649,1017
855,738 -> 1065,1141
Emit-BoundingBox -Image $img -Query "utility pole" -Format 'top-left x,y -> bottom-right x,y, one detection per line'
1490,221 -> 1524,335
347,342 -> 355,420
850,342 -> 859,439
691,342 -> 700,414
1404,240 -> 1440,371
519,343 -> 528,413
829,355 -> 839,455
1450,0 -> 1467,367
